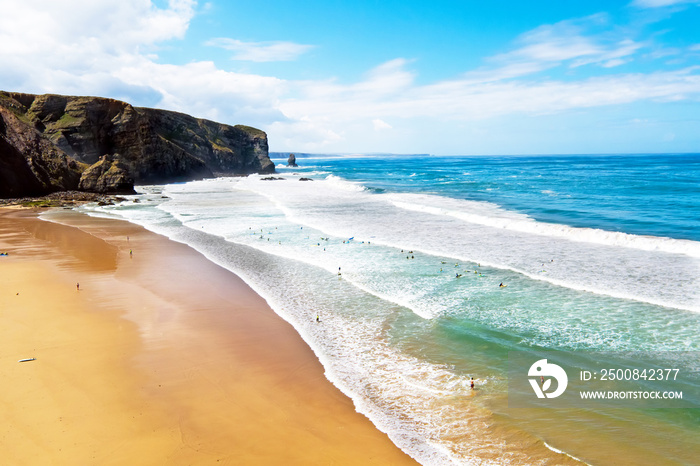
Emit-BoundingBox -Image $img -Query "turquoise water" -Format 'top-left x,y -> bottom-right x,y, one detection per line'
70,154 -> 700,465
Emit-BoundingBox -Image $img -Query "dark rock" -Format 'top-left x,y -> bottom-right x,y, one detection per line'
78,154 -> 136,194
299,177 -> 313,181
0,104 -> 83,197
287,153 -> 298,167
261,176 -> 285,181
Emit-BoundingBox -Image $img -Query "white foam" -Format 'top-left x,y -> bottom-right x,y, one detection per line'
543,442 -> 592,465
228,175 -> 700,314
386,192 -> 700,258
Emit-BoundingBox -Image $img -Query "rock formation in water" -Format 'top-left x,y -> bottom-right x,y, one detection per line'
287,153 -> 298,167
0,91 -> 274,197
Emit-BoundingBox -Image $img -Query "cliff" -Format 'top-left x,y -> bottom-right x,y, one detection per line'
0,91 -> 274,197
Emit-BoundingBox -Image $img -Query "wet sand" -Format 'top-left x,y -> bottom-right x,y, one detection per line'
0,208 -> 417,465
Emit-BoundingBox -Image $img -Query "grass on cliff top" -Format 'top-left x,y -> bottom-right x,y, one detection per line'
53,112 -> 82,127
234,125 -> 266,138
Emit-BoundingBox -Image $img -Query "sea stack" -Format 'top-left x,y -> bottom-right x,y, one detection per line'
287,153 -> 298,167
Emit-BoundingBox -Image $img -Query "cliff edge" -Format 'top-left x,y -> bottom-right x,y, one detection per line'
0,91 -> 274,197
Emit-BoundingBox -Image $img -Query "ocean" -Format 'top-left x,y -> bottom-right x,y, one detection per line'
60,153 -> 700,465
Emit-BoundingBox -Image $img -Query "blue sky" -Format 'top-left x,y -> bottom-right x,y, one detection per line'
1,0 -> 699,155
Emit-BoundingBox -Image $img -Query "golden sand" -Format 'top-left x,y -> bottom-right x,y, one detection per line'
0,208 -> 417,465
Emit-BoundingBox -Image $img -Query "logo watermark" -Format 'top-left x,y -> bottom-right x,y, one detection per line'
508,351 -> 699,408
528,359 -> 568,399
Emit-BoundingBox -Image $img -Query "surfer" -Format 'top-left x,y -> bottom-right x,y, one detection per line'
316,315 -> 320,323
499,282 -> 506,287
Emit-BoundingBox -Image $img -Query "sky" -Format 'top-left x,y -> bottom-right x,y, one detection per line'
1,0 -> 699,155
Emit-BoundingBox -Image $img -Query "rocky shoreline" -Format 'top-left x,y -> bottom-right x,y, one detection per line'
0,191 -> 122,208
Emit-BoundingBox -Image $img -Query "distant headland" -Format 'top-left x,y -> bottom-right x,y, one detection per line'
0,91 -> 274,198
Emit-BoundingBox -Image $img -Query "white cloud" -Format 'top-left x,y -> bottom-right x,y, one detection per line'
0,0 -> 289,127
267,117 -> 343,150
571,39 -> 643,68
632,0 -> 700,8
372,119 -> 392,131
115,59 -> 288,124
0,0 -> 195,57
460,15 -> 646,84
276,59 -> 700,138
206,38 -> 315,62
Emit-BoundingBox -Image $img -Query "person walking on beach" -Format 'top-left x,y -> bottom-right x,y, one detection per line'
76,282 -> 80,291
470,377 -> 475,390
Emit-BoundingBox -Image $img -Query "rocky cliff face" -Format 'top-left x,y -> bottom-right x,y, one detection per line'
78,154 -> 135,194
0,91 -> 274,197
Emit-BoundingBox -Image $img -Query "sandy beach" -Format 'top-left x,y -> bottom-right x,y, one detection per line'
0,207 -> 417,465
